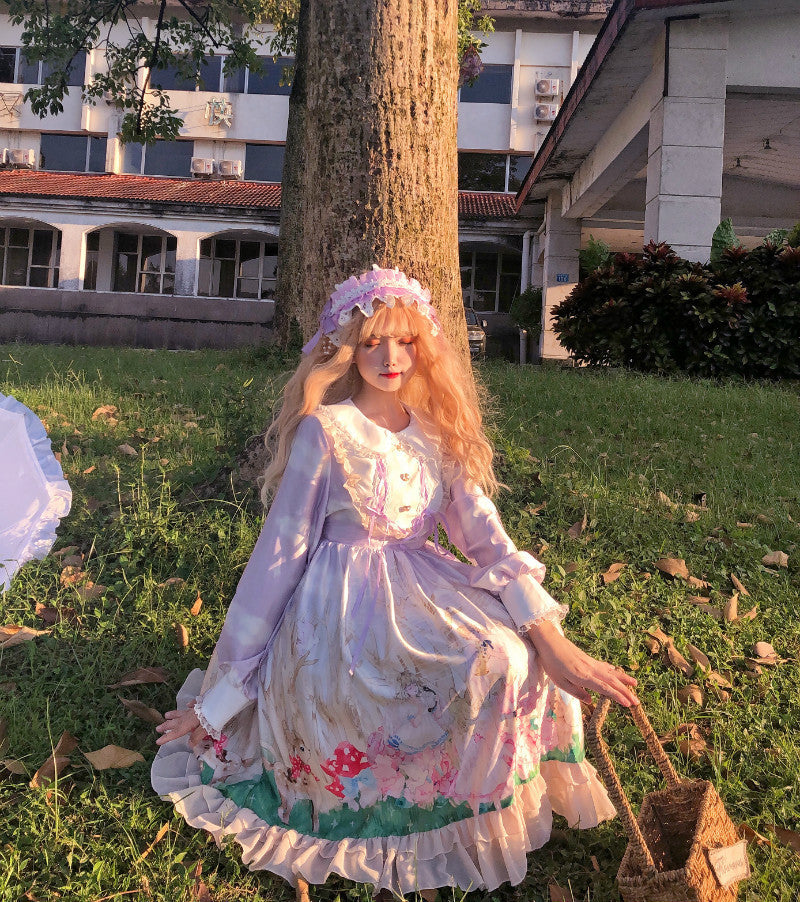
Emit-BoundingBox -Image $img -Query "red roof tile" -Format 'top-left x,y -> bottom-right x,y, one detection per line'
0,170 -> 518,219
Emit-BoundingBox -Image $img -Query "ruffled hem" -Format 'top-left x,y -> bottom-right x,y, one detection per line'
0,393 -> 72,592
152,670 -> 616,894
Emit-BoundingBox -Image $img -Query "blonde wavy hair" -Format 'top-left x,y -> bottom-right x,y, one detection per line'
261,300 -> 497,502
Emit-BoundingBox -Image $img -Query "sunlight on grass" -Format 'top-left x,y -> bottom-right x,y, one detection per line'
1,345 -> 798,901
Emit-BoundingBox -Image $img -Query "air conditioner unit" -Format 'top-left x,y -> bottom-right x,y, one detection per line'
535,103 -> 559,122
7,147 -> 37,169
535,78 -> 561,98
190,156 -> 216,177
217,159 -> 243,180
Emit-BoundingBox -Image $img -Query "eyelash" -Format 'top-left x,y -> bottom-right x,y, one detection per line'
362,338 -> 415,348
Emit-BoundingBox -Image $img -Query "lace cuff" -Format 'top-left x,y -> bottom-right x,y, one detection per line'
500,572 -> 568,634
193,672 -> 253,738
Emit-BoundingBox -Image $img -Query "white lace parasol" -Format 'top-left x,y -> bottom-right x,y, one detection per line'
0,393 -> 72,591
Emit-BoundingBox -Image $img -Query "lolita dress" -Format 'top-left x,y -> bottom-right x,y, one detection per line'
151,400 -> 616,895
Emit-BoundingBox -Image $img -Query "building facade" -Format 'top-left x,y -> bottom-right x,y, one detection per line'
0,2 -> 609,349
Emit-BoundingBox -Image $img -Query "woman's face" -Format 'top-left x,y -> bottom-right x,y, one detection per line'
354,332 -> 418,396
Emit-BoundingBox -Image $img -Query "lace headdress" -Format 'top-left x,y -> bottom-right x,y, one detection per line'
302,265 -> 442,354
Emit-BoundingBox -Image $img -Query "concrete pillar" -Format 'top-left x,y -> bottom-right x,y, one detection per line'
531,234 -> 544,289
57,225 -> 86,291
173,231 -> 200,297
644,17 -> 728,262
540,189 -> 580,360
96,228 -> 115,292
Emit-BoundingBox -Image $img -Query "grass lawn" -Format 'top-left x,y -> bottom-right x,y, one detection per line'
1,343 -> 799,902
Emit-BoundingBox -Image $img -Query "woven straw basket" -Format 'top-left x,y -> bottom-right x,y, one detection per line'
586,698 -> 748,902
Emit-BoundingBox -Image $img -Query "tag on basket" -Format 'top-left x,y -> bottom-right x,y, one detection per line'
707,839 -> 751,887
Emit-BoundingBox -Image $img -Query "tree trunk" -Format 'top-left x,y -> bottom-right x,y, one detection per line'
275,0 -> 466,354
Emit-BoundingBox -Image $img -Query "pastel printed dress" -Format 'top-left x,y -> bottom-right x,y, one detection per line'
151,401 -> 615,894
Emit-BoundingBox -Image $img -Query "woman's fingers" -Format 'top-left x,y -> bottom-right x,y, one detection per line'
155,708 -> 201,745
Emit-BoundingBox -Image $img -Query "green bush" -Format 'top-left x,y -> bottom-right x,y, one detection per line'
509,285 -> 543,340
553,238 -> 800,378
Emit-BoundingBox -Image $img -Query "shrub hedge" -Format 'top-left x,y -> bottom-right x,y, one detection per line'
552,239 -> 800,378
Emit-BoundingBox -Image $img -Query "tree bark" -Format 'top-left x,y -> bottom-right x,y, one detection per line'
275,0 -> 466,354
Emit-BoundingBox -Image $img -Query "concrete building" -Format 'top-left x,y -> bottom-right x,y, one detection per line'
0,1 -> 611,349
514,0 -> 800,358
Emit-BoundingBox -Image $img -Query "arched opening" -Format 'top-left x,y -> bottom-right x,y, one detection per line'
84,223 -> 177,295
198,229 -> 278,301
0,218 -> 62,289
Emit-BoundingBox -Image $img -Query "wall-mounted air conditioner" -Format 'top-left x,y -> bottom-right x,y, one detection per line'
5,148 -> 37,169
535,78 -> 561,98
190,157 -> 216,177
218,159 -> 243,179
535,103 -> 559,123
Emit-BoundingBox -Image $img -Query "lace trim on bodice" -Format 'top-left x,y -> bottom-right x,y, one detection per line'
314,404 -> 442,540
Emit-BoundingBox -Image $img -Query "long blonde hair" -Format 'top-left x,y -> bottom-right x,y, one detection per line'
262,301 -> 497,501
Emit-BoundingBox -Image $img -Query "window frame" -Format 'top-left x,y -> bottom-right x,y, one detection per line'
460,249 -> 521,314
39,133 -> 107,173
458,64 -> 514,105
123,139 -> 195,178
111,231 -> 176,295
17,50 -> 87,87
0,226 -> 61,288
197,236 -> 278,301
0,47 -> 20,83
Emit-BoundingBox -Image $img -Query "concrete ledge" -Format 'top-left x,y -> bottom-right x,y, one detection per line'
0,287 -> 275,349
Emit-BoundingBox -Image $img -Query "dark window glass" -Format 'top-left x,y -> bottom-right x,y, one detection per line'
116,232 -> 138,253
458,152 -> 506,192
84,231 -> 100,290
244,144 -> 284,182
9,229 -> 29,248
19,55 -> 39,85
199,56 -> 222,91
88,136 -> 107,172
39,133 -> 87,172
151,60 -> 198,91
31,230 -> 52,266
223,64 -> 246,93
214,239 -> 236,259
472,252 -> 499,311
508,155 -> 534,192
247,56 -> 294,95
143,140 -> 194,177
261,251 -> 278,299
6,247 -> 28,285
199,238 -> 212,257
0,48 -> 16,83
123,143 -> 143,174
28,266 -> 49,287
459,64 -> 513,104
498,254 -> 522,312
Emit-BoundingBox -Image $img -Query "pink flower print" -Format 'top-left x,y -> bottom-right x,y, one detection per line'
212,733 -> 228,759
366,728 -> 387,759
372,754 -> 406,799
410,779 -> 437,808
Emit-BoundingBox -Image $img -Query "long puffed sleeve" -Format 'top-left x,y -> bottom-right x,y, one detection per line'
440,476 -> 567,633
194,415 -> 331,735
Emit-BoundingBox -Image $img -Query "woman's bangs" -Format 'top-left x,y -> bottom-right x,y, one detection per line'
361,300 -> 420,340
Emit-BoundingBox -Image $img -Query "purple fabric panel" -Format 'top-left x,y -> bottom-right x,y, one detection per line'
211,415 -> 331,698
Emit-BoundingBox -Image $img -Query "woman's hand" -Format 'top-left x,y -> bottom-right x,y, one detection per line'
526,619 -> 639,707
155,707 -> 204,746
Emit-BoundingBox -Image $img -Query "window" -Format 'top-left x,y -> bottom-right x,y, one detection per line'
39,134 -> 107,173
0,47 -> 18,83
459,64 -> 513,104
460,249 -> 521,313
112,231 -> 176,294
18,51 -> 86,87
198,238 -> 277,300
246,57 -> 293,95
244,144 -> 284,182
150,56 -> 222,92
123,140 -> 194,177
458,152 -> 534,193
84,231 -> 99,290
0,227 -> 61,288
458,152 -> 507,192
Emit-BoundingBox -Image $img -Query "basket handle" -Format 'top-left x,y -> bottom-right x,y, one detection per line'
586,699 -> 682,874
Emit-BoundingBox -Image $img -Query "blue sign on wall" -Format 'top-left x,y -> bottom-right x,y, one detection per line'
556,273 -> 570,284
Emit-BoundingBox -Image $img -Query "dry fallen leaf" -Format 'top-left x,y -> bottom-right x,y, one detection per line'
190,592 -> 203,616
685,510 -> 701,523
655,558 -> 690,580
707,670 -> 734,689
137,822 -> 170,862
724,592 -> 739,623
646,626 -> 673,648
563,561 -> 579,574
53,545 -> 79,559
119,698 -> 164,725
731,574 -> 750,597
736,521 -> 754,529
677,684 -> 705,706
749,642 -> 784,665
687,576 -> 711,589
108,666 -> 169,689
567,514 -> 587,539
82,464 -> 96,475
1,758 -> 26,775
687,644 -> 711,671
767,825 -> 800,857
174,623 -> 189,649
762,551 -> 789,568
60,553 -> 84,569
84,745 -> 145,770
659,722 -> 710,762
92,404 -> 119,425
664,644 -> 693,677
601,562 -> 626,585
526,502 -> 547,516
117,443 -> 138,457
740,605 -> 758,622
75,583 -> 106,601
60,565 -> 86,587
30,731 -> 79,788
0,625 -> 50,649
35,603 -> 78,626
157,576 -> 186,588
548,883 -> 574,902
